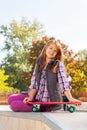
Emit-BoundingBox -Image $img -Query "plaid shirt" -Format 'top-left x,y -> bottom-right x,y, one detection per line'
29,61 -> 71,102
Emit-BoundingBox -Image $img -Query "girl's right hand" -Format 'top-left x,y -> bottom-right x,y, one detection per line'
23,97 -> 33,103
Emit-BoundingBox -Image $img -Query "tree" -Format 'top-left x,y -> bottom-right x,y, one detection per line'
64,49 -> 87,99
78,49 -> 87,76
1,18 -> 87,97
78,50 -> 87,89
0,18 -> 45,91
0,69 -> 14,93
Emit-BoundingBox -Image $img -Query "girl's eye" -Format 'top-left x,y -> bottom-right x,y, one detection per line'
49,47 -> 57,52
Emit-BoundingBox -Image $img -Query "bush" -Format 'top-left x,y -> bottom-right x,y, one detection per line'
72,90 -> 87,101
0,86 -> 20,94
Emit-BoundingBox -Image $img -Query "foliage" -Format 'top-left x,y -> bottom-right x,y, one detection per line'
64,49 -> 87,97
0,18 -> 45,91
0,19 -> 87,97
0,69 -> 19,94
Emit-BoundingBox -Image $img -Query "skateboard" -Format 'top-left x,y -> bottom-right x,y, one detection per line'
28,101 -> 81,113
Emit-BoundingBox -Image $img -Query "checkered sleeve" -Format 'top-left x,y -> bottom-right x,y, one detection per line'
29,65 -> 38,90
57,62 -> 71,93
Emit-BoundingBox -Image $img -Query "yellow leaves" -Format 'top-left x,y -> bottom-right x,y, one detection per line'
65,58 -> 87,93
10,20 -> 41,43
0,70 -> 9,84
0,86 -> 14,93
0,69 -> 13,93
0,69 -> 20,94
72,70 -> 85,82
10,21 -> 29,42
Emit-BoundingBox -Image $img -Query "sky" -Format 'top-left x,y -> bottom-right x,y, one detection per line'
0,0 -> 87,62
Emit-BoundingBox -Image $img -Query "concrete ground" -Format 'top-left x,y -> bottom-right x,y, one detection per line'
43,111 -> 87,130
0,103 -> 87,130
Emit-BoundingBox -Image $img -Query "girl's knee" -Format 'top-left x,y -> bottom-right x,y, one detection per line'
8,94 -> 18,104
8,94 -> 14,104
10,100 -> 32,112
8,93 -> 28,104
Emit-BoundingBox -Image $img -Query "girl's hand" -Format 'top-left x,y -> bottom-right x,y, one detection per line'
69,97 -> 82,106
23,97 -> 33,103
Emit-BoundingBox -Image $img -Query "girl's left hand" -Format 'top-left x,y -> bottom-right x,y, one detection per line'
69,97 -> 82,106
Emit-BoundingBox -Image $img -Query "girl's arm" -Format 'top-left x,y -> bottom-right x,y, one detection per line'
57,62 -> 71,93
23,64 -> 38,103
58,62 -> 81,104
64,90 -> 73,101
23,89 -> 37,103
64,90 -> 81,103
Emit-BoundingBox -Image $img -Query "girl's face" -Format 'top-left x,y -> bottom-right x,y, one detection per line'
45,43 -> 58,59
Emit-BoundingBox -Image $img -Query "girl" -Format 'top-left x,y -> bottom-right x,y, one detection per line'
8,40 -> 81,112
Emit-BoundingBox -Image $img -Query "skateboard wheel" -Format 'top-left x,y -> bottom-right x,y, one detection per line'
68,106 -> 76,113
32,104 -> 40,112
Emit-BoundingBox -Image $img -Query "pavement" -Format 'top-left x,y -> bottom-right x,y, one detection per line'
43,111 -> 87,130
0,103 -> 87,130
0,105 -> 11,111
